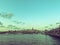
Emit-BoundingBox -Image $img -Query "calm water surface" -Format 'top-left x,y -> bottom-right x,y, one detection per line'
0,34 -> 60,45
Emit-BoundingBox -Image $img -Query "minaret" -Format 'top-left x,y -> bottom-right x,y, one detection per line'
32,27 -> 34,30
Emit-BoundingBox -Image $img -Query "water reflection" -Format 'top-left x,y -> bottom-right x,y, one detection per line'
0,34 -> 60,45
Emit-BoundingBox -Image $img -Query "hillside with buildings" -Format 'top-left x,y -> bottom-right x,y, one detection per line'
45,26 -> 60,37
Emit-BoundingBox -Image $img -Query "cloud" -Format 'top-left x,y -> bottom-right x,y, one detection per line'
0,13 -> 13,19
12,20 -> 25,24
0,21 -> 5,27
0,21 -> 3,25
7,25 -> 20,29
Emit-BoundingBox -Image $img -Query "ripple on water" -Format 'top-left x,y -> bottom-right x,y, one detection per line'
0,34 -> 60,45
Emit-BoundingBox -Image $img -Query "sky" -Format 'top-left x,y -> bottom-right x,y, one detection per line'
0,0 -> 60,31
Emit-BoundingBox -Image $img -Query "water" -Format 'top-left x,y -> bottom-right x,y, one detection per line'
0,34 -> 60,45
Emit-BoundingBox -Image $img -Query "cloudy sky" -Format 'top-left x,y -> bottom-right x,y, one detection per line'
0,0 -> 60,31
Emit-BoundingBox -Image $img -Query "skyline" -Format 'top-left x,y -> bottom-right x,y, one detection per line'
0,0 -> 60,31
